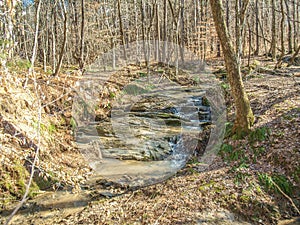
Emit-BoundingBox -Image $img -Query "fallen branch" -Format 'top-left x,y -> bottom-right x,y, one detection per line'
271,179 -> 300,215
154,202 -> 170,225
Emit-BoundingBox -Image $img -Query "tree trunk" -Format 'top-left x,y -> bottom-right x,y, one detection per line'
155,2 -> 160,61
140,0 -> 147,65
52,6 -> 57,72
28,0 -> 42,74
53,0 -> 68,76
254,0 -> 259,56
269,0 -> 276,60
275,0 -> 285,69
247,20 -> 251,70
290,44 -> 300,65
210,0 -> 254,134
284,0 -> 292,54
117,0 -> 127,60
4,0 -> 15,59
179,0 -> 185,63
134,0 -> 139,63
162,0 -> 167,63
292,0 -> 298,52
79,0 -> 85,70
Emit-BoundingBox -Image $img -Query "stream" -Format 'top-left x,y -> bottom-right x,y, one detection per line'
1,84 -> 215,225
75,78 -> 212,188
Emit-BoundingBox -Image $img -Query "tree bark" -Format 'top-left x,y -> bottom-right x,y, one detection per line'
290,44 -> 300,65
210,0 -> 254,134
28,0 -> 42,74
53,0 -> 68,76
155,2 -> 160,61
254,0 -> 259,55
275,0 -> 286,69
269,0 -> 276,60
79,0 -> 85,70
179,0 -> 185,63
117,0 -> 127,60
284,0 -> 292,54
162,0 -> 167,63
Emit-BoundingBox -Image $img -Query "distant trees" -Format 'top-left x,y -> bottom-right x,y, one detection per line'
0,0 -> 299,72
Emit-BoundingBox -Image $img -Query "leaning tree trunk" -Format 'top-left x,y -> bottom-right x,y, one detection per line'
210,0 -> 254,134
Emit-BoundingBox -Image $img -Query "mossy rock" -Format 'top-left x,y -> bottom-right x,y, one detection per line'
33,173 -> 58,190
202,97 -> 210,107
0,160 -> 40,202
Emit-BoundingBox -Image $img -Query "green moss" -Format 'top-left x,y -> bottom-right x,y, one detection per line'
258,173 -> 273,190
219,144 -> 248,163
187,156 -> 200,164
202,97 -> 210,107
193,76 -> 200,84
221,82 -> 230,91
48,123 -> 57,134
234,169 -> 250,184
138,72 -> 147,77
224,122 -> 234,138
123,84 -> 148,96
7,59 -> 31,70
240,194 -> 251,203
156,69 -> 164,74
13,163 -> 39,198
251,146 -> 265,163
258,173 -> 293,196
70,117 -> 77,130
0,160 -> 40,201
109,91 -> 116,99
34,173 -> 58,190
198,181 -> 216,191
46,69 -> 53,75
249,126 -> 270,143
272,174 -> 293,196
291,166 -> 300,183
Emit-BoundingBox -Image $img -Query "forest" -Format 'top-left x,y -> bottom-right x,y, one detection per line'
0,0 -> 299,224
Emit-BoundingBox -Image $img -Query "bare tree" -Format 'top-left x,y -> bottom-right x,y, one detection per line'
29,0 -> 42,73
1,0 -> 298,75
53,0 -> 68,76
284,0 -> 293,53
269,0 -> 277,60
117,0 -> 127,60
275,0 -> 286,68
24,0 -> 42,89
254,0 -> 260,55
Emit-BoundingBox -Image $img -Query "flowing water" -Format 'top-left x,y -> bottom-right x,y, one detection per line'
76,85 -> 211,188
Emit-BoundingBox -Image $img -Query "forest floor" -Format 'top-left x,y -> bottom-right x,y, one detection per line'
0,58 -> 299,225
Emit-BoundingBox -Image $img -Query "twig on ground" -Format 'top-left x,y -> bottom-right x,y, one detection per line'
154,202 -> 170,225
271,179 -> 300,215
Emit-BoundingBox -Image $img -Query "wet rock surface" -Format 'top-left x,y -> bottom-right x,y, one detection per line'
75,85 -> 212,187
